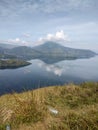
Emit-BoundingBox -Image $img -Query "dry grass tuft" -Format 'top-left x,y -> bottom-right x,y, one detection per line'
0,82 -> 98,130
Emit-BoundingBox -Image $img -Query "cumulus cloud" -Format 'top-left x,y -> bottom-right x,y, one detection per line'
8,38 -> 20,43
39,30 -> 70,43
2,30 -> 70,47
7,38 -> 28,45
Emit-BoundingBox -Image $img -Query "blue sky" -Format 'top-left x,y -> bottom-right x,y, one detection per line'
0,0 -> 98,51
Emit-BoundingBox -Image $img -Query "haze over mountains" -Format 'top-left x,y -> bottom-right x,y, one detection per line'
0,43 -> 18,49
0,41 -> 97,63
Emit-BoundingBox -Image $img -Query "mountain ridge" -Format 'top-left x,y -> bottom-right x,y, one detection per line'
33,41 -> 96,59
0,41 -> 97,61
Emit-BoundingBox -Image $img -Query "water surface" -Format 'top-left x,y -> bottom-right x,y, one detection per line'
0,56 -> 98,95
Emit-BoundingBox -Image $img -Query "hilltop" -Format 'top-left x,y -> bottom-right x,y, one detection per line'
0,82 -> 98,130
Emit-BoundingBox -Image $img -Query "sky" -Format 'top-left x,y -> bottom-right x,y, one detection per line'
0,0 -> 98,52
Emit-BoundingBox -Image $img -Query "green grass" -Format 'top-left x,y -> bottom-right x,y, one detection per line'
0,82 -> 98,130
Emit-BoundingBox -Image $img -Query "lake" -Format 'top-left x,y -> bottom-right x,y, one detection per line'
0,56 -> 98,95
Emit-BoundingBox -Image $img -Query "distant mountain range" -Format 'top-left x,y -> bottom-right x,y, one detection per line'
0,41 -> 97,62
0,43 -> 17,49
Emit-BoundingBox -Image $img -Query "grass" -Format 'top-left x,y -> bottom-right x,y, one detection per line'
0,82 -> 98,130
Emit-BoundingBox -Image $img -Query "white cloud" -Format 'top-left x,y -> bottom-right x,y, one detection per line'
7,38 -> 28,45
21,0 -> 97,14
8,38 -> 20,43
0,0 -> 97,18
39,30 -> 70,43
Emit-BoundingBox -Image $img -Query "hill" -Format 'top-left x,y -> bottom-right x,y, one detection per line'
34,41 -> 96,59
9,46 -> 41,60
0,82 -> 98,130
0,42 -> 97,61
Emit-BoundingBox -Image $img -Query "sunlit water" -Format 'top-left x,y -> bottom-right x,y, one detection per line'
0,56 -> 98,95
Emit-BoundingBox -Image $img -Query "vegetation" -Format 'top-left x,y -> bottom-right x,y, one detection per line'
0,54 -> 17,59
0,59 -> 31,69
0,82 -> 98,130
0,42 -> 97,62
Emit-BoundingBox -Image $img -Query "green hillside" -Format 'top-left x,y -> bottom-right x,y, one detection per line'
0,82 -> 98,130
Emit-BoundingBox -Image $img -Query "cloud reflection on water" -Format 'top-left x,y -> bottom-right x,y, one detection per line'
38,61 -> 64,76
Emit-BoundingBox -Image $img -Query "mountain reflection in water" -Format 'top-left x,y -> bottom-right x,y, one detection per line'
0,56 -> 98,95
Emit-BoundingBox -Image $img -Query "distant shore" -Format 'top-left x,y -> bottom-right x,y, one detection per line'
0,59 -> 31,69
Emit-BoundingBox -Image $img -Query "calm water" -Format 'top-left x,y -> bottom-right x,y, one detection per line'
0,56 -> 98,95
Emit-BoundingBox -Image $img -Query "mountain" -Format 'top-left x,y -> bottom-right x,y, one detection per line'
0,47 -> 5,54
0,46 -> 17,59
0,41 -> 97,61
8,46 -> 42,60
33,41 -> 96,59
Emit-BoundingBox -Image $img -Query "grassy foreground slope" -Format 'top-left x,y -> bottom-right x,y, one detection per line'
0,82 -> 98,130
